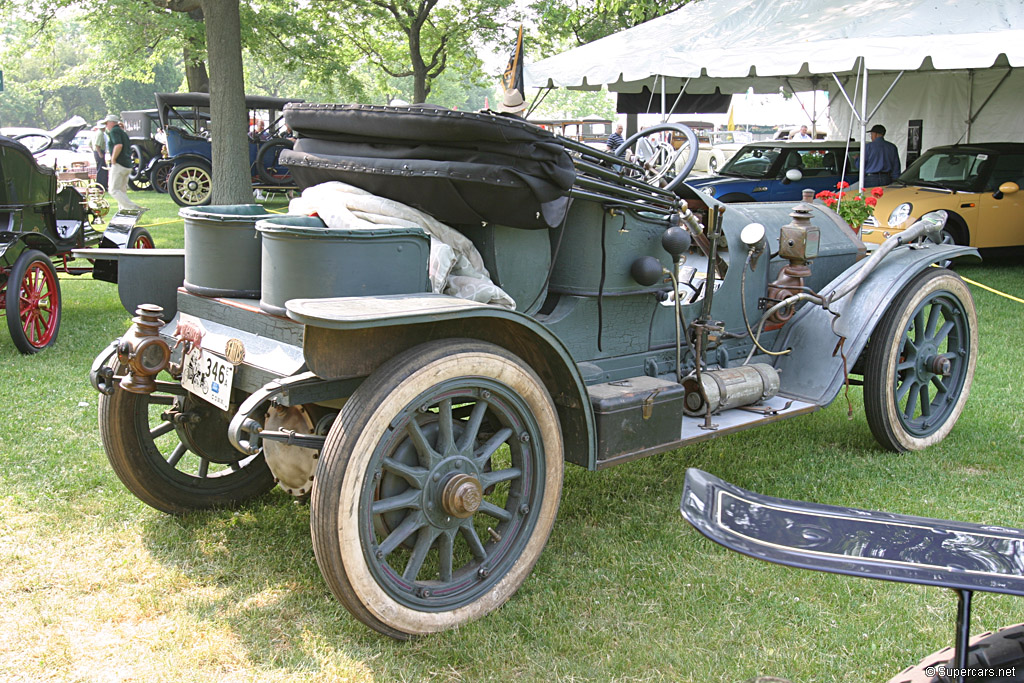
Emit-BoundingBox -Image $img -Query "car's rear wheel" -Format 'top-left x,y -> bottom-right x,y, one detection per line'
150,159 -> 173,194
310,340 -> 563,639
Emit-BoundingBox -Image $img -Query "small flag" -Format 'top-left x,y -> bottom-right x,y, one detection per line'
501,25 -> 525,97
727,105 -> 735,131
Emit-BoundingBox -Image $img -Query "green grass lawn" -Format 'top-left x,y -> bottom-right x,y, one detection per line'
1,190 -> 1023,682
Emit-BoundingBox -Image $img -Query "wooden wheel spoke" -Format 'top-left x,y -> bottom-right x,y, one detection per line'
925,303 -> 942,339
167,442 -> 188,468
378,511 -> 426,558
479,467 -> 521,490
934,320 -> 955,346
474,427 -> 513,468
150,421 -> 175,439
406,419 -> 437,468
372,488 -> 421,515
382,456 -> 427,488
402,526 -> 440,582
912,309 -> 926,341
895,378 -> 915,404
459,522 -> 488,561
437,398 -> 455,455
438,531 -> 454,583
457,400 -> 488,452
903,381 -> 921,418
477,500 -> 512,523
918,384 -> 932,417
197,458 -> 210,478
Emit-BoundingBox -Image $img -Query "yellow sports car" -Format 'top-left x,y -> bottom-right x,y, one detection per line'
861,143 -> 1024,248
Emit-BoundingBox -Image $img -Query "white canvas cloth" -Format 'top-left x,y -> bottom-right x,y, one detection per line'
289,181 -> 516,309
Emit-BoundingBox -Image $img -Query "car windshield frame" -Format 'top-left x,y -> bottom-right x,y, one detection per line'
898,149 -> 991,192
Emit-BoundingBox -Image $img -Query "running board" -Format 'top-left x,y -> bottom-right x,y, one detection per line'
591,375 -> 818,469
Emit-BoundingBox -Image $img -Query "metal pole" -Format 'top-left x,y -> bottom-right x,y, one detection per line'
966,70 -> 974,144
953,589 -> 973,683
661,75 -> 667,123
859,59 -> 868,189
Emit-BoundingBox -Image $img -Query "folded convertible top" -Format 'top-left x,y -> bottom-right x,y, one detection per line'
280,103 -> 576,229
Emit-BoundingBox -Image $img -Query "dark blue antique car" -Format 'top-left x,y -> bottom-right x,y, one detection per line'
687,140 -> 860,203
156,92 -> 303,207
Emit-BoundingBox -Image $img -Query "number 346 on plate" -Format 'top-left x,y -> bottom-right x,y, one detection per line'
181,347 -> 235,411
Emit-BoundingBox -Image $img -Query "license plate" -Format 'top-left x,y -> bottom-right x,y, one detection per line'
181,348 -> 234,411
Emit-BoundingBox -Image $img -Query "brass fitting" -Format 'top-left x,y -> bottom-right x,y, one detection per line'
116,304 -> 171,394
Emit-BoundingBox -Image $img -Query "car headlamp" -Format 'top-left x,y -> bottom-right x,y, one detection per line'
888,202 -> 913,227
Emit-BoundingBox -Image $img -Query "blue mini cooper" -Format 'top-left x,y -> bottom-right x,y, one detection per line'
687,140 -> 860,203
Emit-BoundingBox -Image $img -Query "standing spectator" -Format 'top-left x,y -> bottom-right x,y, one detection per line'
103,114 -> 146,212
91,122 -> 108,190
863,124 -> 901,187
790,125 -> 812,141
606,123 -> 625,156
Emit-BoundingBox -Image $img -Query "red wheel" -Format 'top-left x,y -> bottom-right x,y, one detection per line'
130,227 -> 154,249
5,249 -> 61,354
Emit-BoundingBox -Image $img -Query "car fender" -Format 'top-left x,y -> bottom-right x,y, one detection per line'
0,233 -> 57,271
168,153 -> 211,169
287,293 -> 597,470
770,243 -> 980,407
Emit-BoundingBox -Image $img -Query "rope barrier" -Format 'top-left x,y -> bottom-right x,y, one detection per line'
963,275 -> 1024,305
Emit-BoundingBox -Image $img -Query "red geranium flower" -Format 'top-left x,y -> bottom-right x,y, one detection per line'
866,197 -> 878,207
837,181 -> 850,190
871,186 -> 885,197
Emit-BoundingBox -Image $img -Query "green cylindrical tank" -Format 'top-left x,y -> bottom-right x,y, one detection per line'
181,204 -> 274,298
255,215 -> 431,317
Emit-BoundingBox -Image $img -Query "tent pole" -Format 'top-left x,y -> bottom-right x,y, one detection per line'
866,72 -> 905,121
967,70 -> 974,143
661,76 -> 667,123
860,59 -> 868,189
967,67 -> 1013,142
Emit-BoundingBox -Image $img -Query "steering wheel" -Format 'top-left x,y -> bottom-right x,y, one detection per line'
614,123 -> 699,191
13,132 -> 54,154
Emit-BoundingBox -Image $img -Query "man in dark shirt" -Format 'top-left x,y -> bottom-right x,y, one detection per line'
103,114 -> 146,212
863,124 -> 901,187
606,123 -> 625,156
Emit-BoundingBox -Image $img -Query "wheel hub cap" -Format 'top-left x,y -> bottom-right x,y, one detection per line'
441,473 -> 482,518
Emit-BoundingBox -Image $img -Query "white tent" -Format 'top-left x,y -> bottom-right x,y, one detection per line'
526,0 -> 1024,183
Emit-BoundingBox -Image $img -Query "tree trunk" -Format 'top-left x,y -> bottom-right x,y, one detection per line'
183,8 -> 210,92
184,53 -> 210,93
201,0 -> 252,205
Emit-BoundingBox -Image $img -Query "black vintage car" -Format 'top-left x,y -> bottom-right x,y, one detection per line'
0,135 -> 153,353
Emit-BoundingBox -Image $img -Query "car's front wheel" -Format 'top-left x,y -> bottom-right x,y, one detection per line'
169,160 -> 213,207
863,268 -> 977,451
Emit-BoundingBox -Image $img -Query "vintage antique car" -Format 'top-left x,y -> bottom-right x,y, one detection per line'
691,130 -> 753,174
0,135 -> 153,353
156,92 -> 303,207
689,140 -> 860,203
89,105 -> 978,639
861,142 -> 1024,248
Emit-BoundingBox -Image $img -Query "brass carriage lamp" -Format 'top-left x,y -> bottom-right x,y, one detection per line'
767,203 -> 820,325
117,304 -> 172,394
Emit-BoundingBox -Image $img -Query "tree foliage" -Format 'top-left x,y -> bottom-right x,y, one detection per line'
529,0 -> 693,52
312,0 -> 517,104
528,87 -> 616,120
